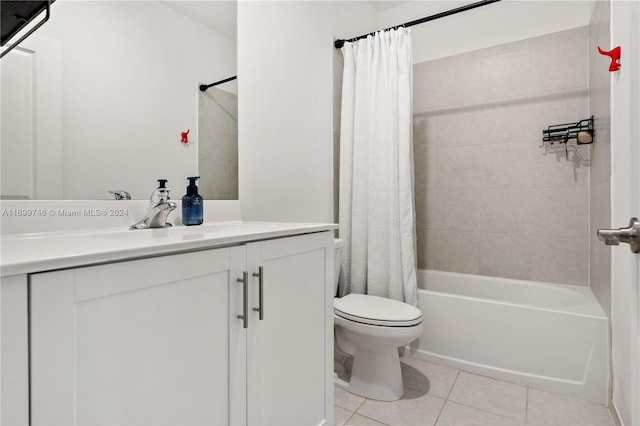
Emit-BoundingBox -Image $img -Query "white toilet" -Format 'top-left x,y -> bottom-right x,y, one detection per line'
333,239 -> 423,401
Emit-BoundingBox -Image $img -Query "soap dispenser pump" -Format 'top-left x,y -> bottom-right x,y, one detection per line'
182,176 -> 203,226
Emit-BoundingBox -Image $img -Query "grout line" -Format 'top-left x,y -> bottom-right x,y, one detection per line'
446,399 -> 526,424
445,369 -> 461,400
524,386 -> 530,425
433,369 -> 461,425
443,370 -> 527,424
342,410 -> 356,426
353,411 -> 391,426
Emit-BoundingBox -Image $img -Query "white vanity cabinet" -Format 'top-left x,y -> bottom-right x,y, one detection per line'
245,232 -> 331,425
30,246 -> 245,425
28,231 -> 333,425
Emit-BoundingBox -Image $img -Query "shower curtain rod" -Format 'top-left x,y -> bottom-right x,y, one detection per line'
199,75 -> 237,92
334,0 -> 501,49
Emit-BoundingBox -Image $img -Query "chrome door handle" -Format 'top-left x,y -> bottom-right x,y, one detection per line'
237,272 -> 249,328
253,266 -> 264,320
597,217 -> 640,253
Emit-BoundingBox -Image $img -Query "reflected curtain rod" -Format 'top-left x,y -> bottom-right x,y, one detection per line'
334,0 -> 501,49
199,75 -> 237,92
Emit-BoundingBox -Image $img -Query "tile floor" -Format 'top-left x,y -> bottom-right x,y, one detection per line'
334,356 -> 614,426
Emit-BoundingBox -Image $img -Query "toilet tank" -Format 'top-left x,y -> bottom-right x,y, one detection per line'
334,238 -> 345,295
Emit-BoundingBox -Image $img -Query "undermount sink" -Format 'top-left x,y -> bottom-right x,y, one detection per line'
91,222 -> 282,241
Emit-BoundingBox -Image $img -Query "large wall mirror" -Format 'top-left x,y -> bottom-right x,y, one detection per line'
0,0 -> 237,200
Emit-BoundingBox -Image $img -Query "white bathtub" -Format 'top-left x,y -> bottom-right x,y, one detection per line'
409,270 -> 609,404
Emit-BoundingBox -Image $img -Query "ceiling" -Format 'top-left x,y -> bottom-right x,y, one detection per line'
160,0 -> 413,39
161,1 -> 237,40
368,1 -> 411,12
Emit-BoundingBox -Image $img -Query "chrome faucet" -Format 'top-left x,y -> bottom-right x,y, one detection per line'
130,179 -> 177,230
108,190 -> 132,200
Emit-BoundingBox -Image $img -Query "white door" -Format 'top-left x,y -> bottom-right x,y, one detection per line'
1,48 -> 35,199
608,1 -> 640,425
0,35 -> 61,200
30,247 -> 246,425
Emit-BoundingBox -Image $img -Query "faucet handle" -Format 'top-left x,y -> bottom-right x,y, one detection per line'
108,190 -> 131,200
151,179 -> 171,204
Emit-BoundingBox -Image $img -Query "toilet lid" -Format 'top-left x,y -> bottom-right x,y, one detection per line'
334,294 -> 423,327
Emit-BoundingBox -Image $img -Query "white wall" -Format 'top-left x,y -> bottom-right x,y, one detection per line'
237,1 -> 377,222
377,0 -> 594,63
36,0 -> 236,200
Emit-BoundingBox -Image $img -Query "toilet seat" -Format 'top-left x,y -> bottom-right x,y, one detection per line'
334,294 -> 422,327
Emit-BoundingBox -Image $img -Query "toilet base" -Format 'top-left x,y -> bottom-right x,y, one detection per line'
334,346 -> 404,401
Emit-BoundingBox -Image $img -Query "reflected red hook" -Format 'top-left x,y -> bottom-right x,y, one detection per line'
597,46 -> 621,72
181,129 -> 190,143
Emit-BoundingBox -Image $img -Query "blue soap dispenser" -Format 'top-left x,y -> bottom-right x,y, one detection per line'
181,176 -> 203,226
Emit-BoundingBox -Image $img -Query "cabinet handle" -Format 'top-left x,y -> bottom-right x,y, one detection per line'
252,266 -> 264,320
237,272 -> 248,329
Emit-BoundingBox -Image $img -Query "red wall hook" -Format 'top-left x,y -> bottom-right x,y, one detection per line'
597,45 -> 621,72
181,129 -> 190,144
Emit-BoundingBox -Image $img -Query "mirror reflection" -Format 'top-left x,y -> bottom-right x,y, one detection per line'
199,84 -> 238,200
0,0 -> 237,200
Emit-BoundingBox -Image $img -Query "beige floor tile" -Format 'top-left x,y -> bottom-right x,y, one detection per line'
437,401 -> 523,425
401,356 -> 459,398
526,389 -> 614,426
335,406 -> 355,426
346,413 -> 388,426
448,372 -> 527,421
336,386 -> 366,411
334,359 -> 615,426
356,387 -> 445,426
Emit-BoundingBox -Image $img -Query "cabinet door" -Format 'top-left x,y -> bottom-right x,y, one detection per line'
1,274 -> 29,426
30,246 -> 247,426
246,231 -> 333,425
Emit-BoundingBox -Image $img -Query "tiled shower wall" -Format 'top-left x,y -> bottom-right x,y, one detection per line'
198,87 -> 238,200
588,0 -> 611,314
413,27 -> 590,286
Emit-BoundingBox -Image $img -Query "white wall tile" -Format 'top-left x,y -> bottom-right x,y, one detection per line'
479,233 -> 532,280
435,55 -> 485,110
414,61 -> 440,114
532,27 -> 589,95
434,230 -> 480,274
481,48 -> 534,102
529,236 -> 590,286
524,187 -> 589,238
476,189 -> 531,234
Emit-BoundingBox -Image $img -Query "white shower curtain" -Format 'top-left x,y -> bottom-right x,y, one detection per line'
338,28 -> 418,307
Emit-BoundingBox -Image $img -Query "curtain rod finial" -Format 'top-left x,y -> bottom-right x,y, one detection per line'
335,39 -> 345,49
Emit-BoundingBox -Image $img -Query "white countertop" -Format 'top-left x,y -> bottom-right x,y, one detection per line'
1,221 -> 337,277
